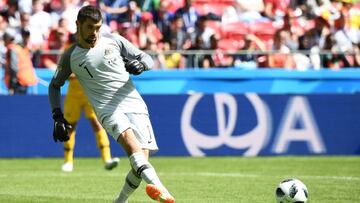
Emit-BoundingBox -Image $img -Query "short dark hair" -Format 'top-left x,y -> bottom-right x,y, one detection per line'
21,28 -> 30,37
77,5 -> 102,24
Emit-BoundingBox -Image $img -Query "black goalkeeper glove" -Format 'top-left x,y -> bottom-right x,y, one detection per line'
52,108 -> 71,142
125,60 -> 146,75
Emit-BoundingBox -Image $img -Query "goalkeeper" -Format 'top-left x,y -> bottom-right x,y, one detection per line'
61,74 -> 119,172
49,5 -> 175,203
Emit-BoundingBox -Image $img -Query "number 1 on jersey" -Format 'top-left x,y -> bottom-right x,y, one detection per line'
84,65 -> 93,78
79,61 -> 93,78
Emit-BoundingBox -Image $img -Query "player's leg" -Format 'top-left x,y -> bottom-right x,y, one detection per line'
114,167 -> 142,203
118,129 -> 174,203
114,150 -> 149,203
62,125 -> 76,172
84,101 -> 119,170
62,92 -> 82,172
110,113 -> 174,203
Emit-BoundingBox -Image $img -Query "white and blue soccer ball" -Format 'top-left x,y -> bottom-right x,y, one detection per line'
275,178 -> 309,203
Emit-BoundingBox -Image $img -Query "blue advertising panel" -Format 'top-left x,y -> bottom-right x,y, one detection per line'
146,94 -> 360,156
2,69 -> 360,95
0,94 -> 359,157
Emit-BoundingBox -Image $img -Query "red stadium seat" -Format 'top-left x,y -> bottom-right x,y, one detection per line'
304,19 -> 315,30
194,0 -> 236,4
218,38 -> 243,51
207,20 -> 222,34
192,0 -> 214,3
218,0 -> 236,6
221,22 -> 249,39
249,21 -> 276,47
168,0 -> 185,13
249,21 -> 276,36
193,3 -> 229,16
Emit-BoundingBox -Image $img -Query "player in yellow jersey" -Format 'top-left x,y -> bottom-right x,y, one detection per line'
61,74 -> 119,172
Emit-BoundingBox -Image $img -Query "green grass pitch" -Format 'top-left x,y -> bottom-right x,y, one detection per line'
0,156 -> 359,203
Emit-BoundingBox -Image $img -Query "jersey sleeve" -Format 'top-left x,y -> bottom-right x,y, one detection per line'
48,45 -> 75,111
110,33 -> 154,70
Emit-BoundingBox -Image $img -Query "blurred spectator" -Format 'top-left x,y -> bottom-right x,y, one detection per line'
222,6 -> 239,24
118,0 -> 141,27
163,14 -> 191,50
203,33 -> 233,68
166,0 -> 184,13
98,0 -> 128,25
262,0 -> 290,21
233,34 -> 266,69
19,12 -> 31,30
186,34 -> 205,68
333,12 -> 357,53
18,0 -> 33,13
46,18 -> 71,48
50,0 -> 82,34
269,28 -> 295,69
321,33 -> 351,69
0,15 -> 8,68
0,14 -> 7,36
3,28 -> 38,95
353,43 -> 360,67
236,0 -> 265,14
148,45 -> 168,69
162,46 -> 185,69
281,12 -> 300,50
194,15 -> 215,49
0,0 -> 356,71
117,21 -> 138,44
1,0 -> 21,29
58,17 -> 70,30
152,0 -> 173,36
48,0 -> 63,12
297,28 -> 322,70
41,27 -> 69,70
341,0 -> 360,30
281,11 -> 308,69
297,0 -> 324,19
10,12 -> 32,44
158,14 -> 188,69
222,0 -> 265,23
175,0 -> 199,36
19,28 -> 31,48
29,0 -> 52,48
134,0 -> 154,11
313,0 -> 340,22
289,0 -> 319,19
307,16 -> 331,49
136,11 -> 162,50
294,38 -> 314,70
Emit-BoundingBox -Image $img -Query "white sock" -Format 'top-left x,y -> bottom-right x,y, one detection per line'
129,152 -> 164,189
115,169 -> 142,203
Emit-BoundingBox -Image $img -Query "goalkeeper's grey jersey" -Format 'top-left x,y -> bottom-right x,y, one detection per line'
49,33 -> 153,122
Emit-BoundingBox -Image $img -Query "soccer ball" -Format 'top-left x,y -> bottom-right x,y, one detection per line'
275,178 -> 309,203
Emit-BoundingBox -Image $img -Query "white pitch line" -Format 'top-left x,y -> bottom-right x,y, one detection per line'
163,172 -> 260,178
0,191 -> 114,201
300,175 -> 360,181
0,172 -> 359,182
159,172 -> 360,182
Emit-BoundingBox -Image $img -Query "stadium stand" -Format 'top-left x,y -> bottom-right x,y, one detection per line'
0,0 -> 359,91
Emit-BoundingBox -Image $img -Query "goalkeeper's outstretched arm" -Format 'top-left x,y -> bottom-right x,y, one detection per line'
48,45 -> 75,111
110,33 -> 154,71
